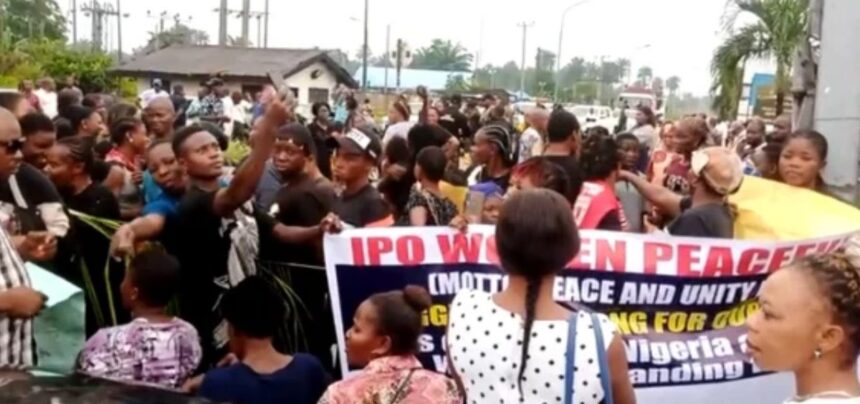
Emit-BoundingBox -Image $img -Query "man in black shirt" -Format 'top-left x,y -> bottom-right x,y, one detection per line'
171,84 -> 189,129
544,109 -> 584,201
619,147 -> 742,239
172,99 -> 288,366
440,94 -> 472,141
324,127 -> 389,228
19,112 -> 56,171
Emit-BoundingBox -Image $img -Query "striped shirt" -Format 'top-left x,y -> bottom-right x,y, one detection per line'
0,226 -> 34,369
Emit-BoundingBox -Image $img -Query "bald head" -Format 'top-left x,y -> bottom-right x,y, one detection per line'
145,96 -> 175,114
0,107 -> 21,138
0,108 -> 22,180
772,114 -> 792,143
143,97 -> 176,139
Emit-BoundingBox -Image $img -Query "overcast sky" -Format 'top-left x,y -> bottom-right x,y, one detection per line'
60,0 -> 736,95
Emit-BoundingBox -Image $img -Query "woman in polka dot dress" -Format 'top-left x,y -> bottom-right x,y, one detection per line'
447,189 -> 636,404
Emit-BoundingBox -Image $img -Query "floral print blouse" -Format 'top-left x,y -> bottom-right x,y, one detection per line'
318,355 -> 461,404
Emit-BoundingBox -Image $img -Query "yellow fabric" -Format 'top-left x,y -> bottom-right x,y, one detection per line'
440,181 -> 468,214
730,176 -> 860,240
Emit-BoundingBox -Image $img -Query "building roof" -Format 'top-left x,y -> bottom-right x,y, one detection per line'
112,45 -> 358,87
353,66 -> 472,91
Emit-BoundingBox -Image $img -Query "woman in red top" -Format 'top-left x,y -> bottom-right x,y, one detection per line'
661,117 -> 709,196
573,133 -> 628,231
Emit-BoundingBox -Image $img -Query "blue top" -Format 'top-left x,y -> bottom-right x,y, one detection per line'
142,189 -> 181,218
199,353 -> 330,404
142,171 -> 162,204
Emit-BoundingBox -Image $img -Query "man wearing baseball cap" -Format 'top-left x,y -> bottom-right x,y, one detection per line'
322,126 -> 391,228
619,146 -> 743,238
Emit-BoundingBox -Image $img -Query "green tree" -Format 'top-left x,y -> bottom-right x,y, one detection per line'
711,0 -> 807,118
666,76 -> 681,94
1,0 -> 66,43
135,23 -> 210,55
445,74 -> 470,92
636,66 -> 653,86
412,39 -> 473,71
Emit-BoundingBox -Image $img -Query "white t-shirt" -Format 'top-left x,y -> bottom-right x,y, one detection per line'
34,89 -> 57,118
519,127 -> 544,161
139,89 -> 169,107
447,289 -> 617,404
382,121 -> 415,146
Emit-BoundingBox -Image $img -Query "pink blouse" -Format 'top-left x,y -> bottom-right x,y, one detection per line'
318,355 -> 461,404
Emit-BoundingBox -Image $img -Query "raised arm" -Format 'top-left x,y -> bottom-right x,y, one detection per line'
619,170 -> 682,217
110,214 -> 167,257
212,100 -> 289,216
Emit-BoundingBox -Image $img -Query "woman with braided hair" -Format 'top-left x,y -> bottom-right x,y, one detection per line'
465,123 -> 518,191
748,252 -> 860,403
447,189 -> 635,404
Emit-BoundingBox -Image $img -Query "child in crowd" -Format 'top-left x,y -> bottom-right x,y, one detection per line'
319,285 -> 461,404
615,133 -> 646,233
77,250 -> 201,389
407,146 -> 458,226
448,181 -> 505,229
185,276 -> 330,404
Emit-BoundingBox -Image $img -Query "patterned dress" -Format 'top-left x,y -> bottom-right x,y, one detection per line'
318,355 -> 461,404
77,317 -> 202,388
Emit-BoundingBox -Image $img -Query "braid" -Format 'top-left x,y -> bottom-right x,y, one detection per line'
57,136 -> 95,174
517,277 -> 541,397
794,252 -> 860,367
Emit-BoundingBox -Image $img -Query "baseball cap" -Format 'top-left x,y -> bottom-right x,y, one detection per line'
691,147 -> 744,196
277,123 -> 317,157
326,126 -> 382,162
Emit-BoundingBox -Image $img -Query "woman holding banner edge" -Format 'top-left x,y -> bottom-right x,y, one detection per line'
748,252 -> 860,403
447,189 -> 636,404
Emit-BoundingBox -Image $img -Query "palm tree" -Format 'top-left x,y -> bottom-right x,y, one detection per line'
411,39 -> 473,71
666,76 -> 681,95
710,0 -> 807,119
636,66 -> 653,86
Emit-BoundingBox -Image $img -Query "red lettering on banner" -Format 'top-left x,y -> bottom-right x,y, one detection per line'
366,237 -> 393,265
677,244 -> 701,276
595,239 -> 626,272
737,249 -> 769,275
485,235 -> 500,265
569,237 -> 592,268
703,247 -> 734,277
768,247 -> 793,272
351,237 -> 365,265
437,233 -> 483,263
794,244 -> 817,262
396,236 -> 425,265
643,242 -> 672,275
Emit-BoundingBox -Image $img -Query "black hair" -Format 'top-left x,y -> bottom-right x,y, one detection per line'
586,126 -> 610,138
311,102 -> 332,117
416,146 -> 447,182
407,124 -> 448,163
199,122 -> 229,151
636,105 -> 656,126
93,139 -> 112,160
478,124 -> 518,168
107,102 -> 138,128
82,93 -> 102,109
512,157 -> 573,203
788,129 -> 828,162
65,105 -> 96,134
172,124 -> 206,156
496,190 -> 579,396
0,92 -> 23,112
790,252 -> 860,368
367,285 -> 432,356
277,123 -> 317,157
580,134 -> 620,181
56,136 -> 95,174
547,110 -> 580,143
129,250 -> 180,307
54,117 -> 75,139
384,136 -> 411,167
615,132 -> 639,145
57,88 -> 81,115
222,276 -> 285,339
19,113 -> 55,137
110,117 -> 143,146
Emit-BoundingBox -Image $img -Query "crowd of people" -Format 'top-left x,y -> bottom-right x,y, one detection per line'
0,73 -> 856,404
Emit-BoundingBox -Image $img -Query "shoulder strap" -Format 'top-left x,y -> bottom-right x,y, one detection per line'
563,312 -> 579,404
388,368 -> 419,404
591,312 -> 614,404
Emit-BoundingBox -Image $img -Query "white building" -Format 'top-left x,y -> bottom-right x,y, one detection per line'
112,45 -> 358,113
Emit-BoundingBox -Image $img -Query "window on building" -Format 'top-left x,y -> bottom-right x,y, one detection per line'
309,88 -> 330,104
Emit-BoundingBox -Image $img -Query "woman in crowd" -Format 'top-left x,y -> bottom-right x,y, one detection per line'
107,102 -> 139,128
308,102 -> 335,179
186,276 -> 330,404
747,252 -> 860,403
465,124 -> 517,190
320,285 -> 460,404
66,105 -> 104,139
378,136 -> 415,224
647,121 -> 677,187
631,105 -> 657,151
779,130 -> 829,194
105,117 -> 148,219
662,117 -> 708,196
573,134 -> 627,231
447,189 -> 635,404
382,99 -> 413,145
77,250 -> 201,388
427,105 -> 440,126
616,133 -> 646,233
406,146 -> 458,226
506,157 -> 572,201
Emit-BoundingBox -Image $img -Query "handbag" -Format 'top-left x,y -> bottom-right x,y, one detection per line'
563,312 -> 614,404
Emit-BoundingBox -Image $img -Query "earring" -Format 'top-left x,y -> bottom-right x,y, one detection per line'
814,348 -> 822,360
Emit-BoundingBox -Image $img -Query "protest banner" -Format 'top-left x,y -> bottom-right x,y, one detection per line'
324,226 -> 857,404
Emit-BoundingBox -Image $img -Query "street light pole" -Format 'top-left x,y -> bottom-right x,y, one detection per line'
517,21 -> 534,97
554,0 -> 591,102
362,0 -> 369,90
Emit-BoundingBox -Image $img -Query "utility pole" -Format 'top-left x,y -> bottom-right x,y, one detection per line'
517,21 -> 534,97
83,1 -> 123,53
255,14 -> 262,48
384,24 -> 390,94
395,39 -> 403,92
218,0 -> 228,46
362,0 -> 369,90
263,0 -> 270,48
145,10 -> 172,49
241,0 -> 250,47
72,0 -> 78,45
116,0 -> 123,62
